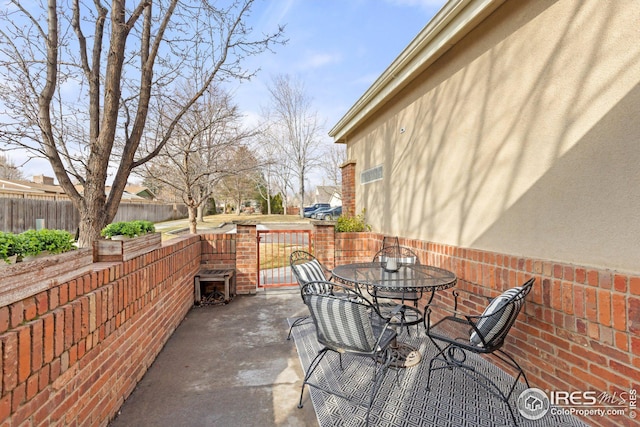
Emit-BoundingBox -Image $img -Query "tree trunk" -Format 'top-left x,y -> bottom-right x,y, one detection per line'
266,189 -> 272,215
77,203 -> 108,248
197,204 -> 204,222
299,174 -> 305,218
188,205 -> 197,234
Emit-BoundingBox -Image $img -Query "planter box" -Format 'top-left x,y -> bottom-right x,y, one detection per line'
93,232 -> 162,262
0,248 -> 93,308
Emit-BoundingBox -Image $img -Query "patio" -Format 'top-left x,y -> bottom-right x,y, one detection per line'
108,286 -> 587,426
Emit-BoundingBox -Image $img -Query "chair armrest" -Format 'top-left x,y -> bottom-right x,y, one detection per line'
373,304 -> 404,349
423,295 -> 487,333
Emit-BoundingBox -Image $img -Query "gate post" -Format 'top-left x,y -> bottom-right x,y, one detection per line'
235,221 -> 258,294
312,221 -> 335,269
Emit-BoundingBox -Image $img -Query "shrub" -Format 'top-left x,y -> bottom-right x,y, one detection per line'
335,210 -> 372,232
20,229 -> 74,256
101,220 -> 155,238
0,231 -> 22,263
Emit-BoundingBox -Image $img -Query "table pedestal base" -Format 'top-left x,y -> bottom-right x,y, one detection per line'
387,342 -> 421,368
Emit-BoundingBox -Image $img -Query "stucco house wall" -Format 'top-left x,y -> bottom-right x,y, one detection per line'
331,0 -> 640,273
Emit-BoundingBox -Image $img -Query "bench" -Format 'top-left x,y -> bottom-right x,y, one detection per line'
194,269 -> 235,304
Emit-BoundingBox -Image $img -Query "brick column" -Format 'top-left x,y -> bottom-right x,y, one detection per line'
312,222 -> 336,269
234,222 -> 258,294
341,160 -> 356,216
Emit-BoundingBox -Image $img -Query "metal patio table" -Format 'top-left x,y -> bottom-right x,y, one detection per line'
332,262 -> 457,367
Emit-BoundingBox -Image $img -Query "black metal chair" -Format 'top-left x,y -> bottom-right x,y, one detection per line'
371,245 -> 421,305
297,281 -> 402,426
370,245 -> 423,333
423,277 -> 535,426
287,250 -> 333,340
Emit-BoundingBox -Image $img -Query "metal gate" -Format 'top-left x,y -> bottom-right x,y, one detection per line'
257,229 -> 312,287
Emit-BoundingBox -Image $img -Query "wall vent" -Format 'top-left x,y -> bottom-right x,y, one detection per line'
361,165 -> 383,184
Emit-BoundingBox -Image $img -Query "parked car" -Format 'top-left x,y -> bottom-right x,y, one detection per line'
310,207 -> 333,219
303,203 -> 331,218
320,206 -> 342,220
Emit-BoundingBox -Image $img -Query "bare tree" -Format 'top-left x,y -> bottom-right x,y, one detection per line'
0,154 -> 25,180
253,122 -> 287,215
264,74 -> 324,217
137,86 -> 250,234
0,0 -> 284,246
320,144 -> 347,188
217,145 -> 260,214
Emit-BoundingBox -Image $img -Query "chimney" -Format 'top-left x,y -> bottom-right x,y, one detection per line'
33,175 -> 55,185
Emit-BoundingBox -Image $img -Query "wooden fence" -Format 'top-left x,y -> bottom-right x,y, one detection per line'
0,197 -> 188,233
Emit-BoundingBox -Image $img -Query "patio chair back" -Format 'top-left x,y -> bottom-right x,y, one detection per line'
302,282 -> 380,353
373,245 -> 420,267
290,251 -> 330,288
469,277 -> 534,350
371,245 -> 422,309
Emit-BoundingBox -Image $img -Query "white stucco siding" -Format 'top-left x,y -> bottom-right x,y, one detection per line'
347,0 -> 640,271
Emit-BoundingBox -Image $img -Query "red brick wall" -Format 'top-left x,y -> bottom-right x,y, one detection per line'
2,227 -> 636,427
340,161 -> 356,217
312,223 -> 336,269
328,233 -> 639,427
200,233 -> 236,270
333,231 -> 380,263
234,223 -> 257,294
0,235 -> 200,426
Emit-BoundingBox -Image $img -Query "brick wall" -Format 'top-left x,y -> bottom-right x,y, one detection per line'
340,161 -> 356,217
200,233 -> 236,270
234,223 -> 257,294
1,227 -> 636,427
328,233 -> 639,427
311,222 -> 336,269
0,235 -> 200,426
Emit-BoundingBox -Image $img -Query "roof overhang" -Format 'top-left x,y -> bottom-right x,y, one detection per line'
328,0 -> 505,143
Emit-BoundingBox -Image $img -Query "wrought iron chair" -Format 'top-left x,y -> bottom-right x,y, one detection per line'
297,281 -> 402,426
423,277 -> 535,426
371,245 -> 421,305
287,250 -> 333,340
370,245 -> 423,333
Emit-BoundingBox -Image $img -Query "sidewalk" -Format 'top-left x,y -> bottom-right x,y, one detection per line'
109,287 -> 318,427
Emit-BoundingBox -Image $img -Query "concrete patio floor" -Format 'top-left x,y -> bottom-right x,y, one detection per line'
109,287 -> 319,427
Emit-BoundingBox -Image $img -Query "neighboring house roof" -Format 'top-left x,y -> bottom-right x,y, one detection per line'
0,178 -> 66,195
329,0 -> 505,143
315,186 -> 341,204
124,184 -> 157,200
0,177 -> 156,202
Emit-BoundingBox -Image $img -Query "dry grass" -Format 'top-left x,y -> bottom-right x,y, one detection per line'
200,213 -> 307,225
157,213 -> 309,240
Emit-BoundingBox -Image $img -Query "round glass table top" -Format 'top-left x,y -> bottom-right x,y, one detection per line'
332,262 -> 457,292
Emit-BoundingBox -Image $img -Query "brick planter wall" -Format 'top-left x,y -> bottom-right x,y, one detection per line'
0,235 -> 200,426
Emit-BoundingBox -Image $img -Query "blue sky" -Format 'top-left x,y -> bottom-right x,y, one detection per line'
233,0 -> 445,134
11,0 -> 445,181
